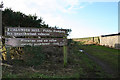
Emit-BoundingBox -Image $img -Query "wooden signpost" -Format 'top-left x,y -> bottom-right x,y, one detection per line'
5,27 -> 68,66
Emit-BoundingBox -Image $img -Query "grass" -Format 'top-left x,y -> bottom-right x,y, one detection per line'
2,72 -> 81,79
78,54 -> 109,78
79,44 -> 119,70
2,41 -> 118,78
69,43 -> 111,78
2,51 -> 110,78
67,41 -> 112,78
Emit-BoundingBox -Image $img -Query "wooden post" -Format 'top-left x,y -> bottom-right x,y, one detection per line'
0,4 -> 2,59
93,37 -> 94,42
0,4 -> 2,79
63,36 -> 67,67
63,45 -> 67,67
6,47 -> 11,62
0,5 -> 2,36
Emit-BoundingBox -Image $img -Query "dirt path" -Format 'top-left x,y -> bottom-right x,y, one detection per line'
84,52 -> 118,77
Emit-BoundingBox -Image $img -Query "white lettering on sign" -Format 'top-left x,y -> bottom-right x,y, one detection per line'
34,43 -> 50,46
7,28 -> 10,31
53,30 -> 65,33
7,32 -> 13,36
44,40 -> 48,42
43,29 -> 52,32
21,43 -> 33,46
31,29 -> 40,32
37,40 -> 43,42
14,32 -> 37,36
6,32 -> 51,36
5,38 -> 67,47
5,27 -> 67,37
38,33 -> 50,36
21,39 -> 36,42
8,28 -> 31,32
49,39 -> 57,42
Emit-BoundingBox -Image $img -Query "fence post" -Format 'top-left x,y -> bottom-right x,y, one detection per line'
93,37 -> 94,42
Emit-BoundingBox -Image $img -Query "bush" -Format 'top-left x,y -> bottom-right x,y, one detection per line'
22,46 -> 46,66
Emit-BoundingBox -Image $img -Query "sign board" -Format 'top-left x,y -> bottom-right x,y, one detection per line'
5,38 -> 67,47
5,27 -> 67,37
4,27 -> 68,66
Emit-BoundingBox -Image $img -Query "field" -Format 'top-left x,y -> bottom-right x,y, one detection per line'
73,37 -> 100,44
1,39 -> 119,79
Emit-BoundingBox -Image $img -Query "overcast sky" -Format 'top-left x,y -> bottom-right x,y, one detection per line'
0,0 -> 119,38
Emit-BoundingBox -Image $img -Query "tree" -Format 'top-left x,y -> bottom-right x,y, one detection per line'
2,8 -> 48,28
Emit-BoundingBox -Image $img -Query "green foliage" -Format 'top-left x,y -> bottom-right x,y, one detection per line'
22,46 -> 46,66
2,8 -> 48,28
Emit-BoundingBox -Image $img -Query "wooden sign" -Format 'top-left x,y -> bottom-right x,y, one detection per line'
4,27 -> 68,66
5,27 -> 67,37
5,38 -> 67,47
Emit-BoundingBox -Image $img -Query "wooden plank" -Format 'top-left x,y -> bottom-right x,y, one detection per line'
5,27 -> 67,37
5,38 -> 67,47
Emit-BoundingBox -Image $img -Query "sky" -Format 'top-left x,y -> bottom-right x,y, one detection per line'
0,0 -> 119,38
